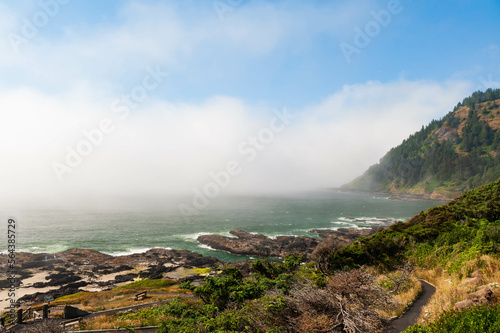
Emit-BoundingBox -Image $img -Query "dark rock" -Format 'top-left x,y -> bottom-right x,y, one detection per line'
311,226 -> 380,239
2,247 -> 223,305
309,227 -> 381,247
226,260 -> 254,276
113,265 -> 134,273
198,229 -> 320,258
197,228 -> 382,259
18,281 -> 88,304
142,264 -> 178,280
114,273 -> 137,283
45,271 -> 81,286
64,305 -> 90,319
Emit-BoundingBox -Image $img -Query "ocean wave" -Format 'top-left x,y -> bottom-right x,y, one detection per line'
330,221 -> 358,228
8,244 -> 71,254
104,247 -> 172,257
0,245 -> 172,257
372,196 -> 391,200
338,217 -> 399,225
197,243 -> 218,251
329,223 -> 369,230
179,231 -> 237,242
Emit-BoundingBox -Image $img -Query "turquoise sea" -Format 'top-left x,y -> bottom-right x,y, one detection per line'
1,191 -> 443,262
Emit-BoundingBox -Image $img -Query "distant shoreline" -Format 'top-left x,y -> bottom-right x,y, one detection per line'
322,188 -> 451,202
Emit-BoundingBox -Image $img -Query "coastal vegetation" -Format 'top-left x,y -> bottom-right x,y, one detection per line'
11,91 -> 500,331
48,279 -> 181,313
343,89 -> 500,199
404,304 -> 500,333
48,177 -> 500,332
329,177 -> 500,272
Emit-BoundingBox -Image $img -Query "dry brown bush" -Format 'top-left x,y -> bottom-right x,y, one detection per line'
310,235 -> 340,275
20,320 -> 64,333
283,268 -> 396,333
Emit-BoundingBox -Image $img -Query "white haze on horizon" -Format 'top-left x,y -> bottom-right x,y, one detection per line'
0,79 -> 472,209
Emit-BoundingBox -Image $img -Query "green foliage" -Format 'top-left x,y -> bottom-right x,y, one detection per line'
328,178 -> 500,272
297,261 -> 326,287
343,89 -> 500,196
186,267 -> 264,309
124,178 -> 500,332
181,255 -> 302,310
154,296 -> 286,332
403,304 -> 500,333
157,256 -> 306,332
251,253 -> 302,279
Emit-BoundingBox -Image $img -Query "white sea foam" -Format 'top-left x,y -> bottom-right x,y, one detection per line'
267,234 -> 286,239
105,247 -> 172,257
197,243 -> 238,255
15,244 -> 71,254
179,232 -> 213,242
331,221 -> 358,228
197,243 -> 218,251
179,231 -> 237,242
338,217 -> 399,225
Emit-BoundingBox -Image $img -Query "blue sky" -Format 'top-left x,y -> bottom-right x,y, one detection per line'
0,0 -> 499,203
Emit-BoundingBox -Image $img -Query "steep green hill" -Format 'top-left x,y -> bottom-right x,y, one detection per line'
343,89 -> 500,199
330,177 -> 500,272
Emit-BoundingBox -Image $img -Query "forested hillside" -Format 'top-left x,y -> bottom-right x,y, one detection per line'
343,89 -> 500,199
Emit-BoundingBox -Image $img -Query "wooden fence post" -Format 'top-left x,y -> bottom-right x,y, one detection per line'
16,309 -> 22,324
43,304 -> 49,318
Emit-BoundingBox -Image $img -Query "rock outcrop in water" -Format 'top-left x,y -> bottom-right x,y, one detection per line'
197,227 -> 385,258
198,230 -> 320,258
1,227 -> 386,307
309,226 -> 382,246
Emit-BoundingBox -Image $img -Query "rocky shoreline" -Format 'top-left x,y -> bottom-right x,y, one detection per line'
198,230 -> 320,258
1,226 -> 387,311
0,248 -> 222,309
197,226 -> 383,258
328,188 -> 451,202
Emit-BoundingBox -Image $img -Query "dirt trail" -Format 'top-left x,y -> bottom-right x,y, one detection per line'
389,280 -> 436,332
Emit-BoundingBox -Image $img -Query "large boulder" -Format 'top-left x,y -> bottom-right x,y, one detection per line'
471,270 -> 484,278
466,286 -> 493,304
455,299 -> 473,310
460,276 -> 483,286
455,283 -> 495,310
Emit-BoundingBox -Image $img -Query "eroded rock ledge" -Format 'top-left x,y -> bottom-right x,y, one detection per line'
197,227 -> 382,258
309,226 -> 381,246
198,230 -> 320,258
0,248 -> 222,306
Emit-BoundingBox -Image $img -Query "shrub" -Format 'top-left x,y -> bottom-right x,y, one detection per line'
20,319 -> 65,333
404,304 -> 500,333
282,268 -> 396,333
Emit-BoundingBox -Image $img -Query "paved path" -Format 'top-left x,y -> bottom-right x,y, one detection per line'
389,280 -> 436,333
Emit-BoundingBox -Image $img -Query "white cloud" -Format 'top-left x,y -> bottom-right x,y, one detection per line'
0,79 -> 473,205
0,1 -> 479,207
0,0 -> 374,93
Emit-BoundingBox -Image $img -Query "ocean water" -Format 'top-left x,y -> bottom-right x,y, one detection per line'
1,191 -> 443,262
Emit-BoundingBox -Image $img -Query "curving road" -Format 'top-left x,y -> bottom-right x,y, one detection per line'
389,280 -> 436,333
